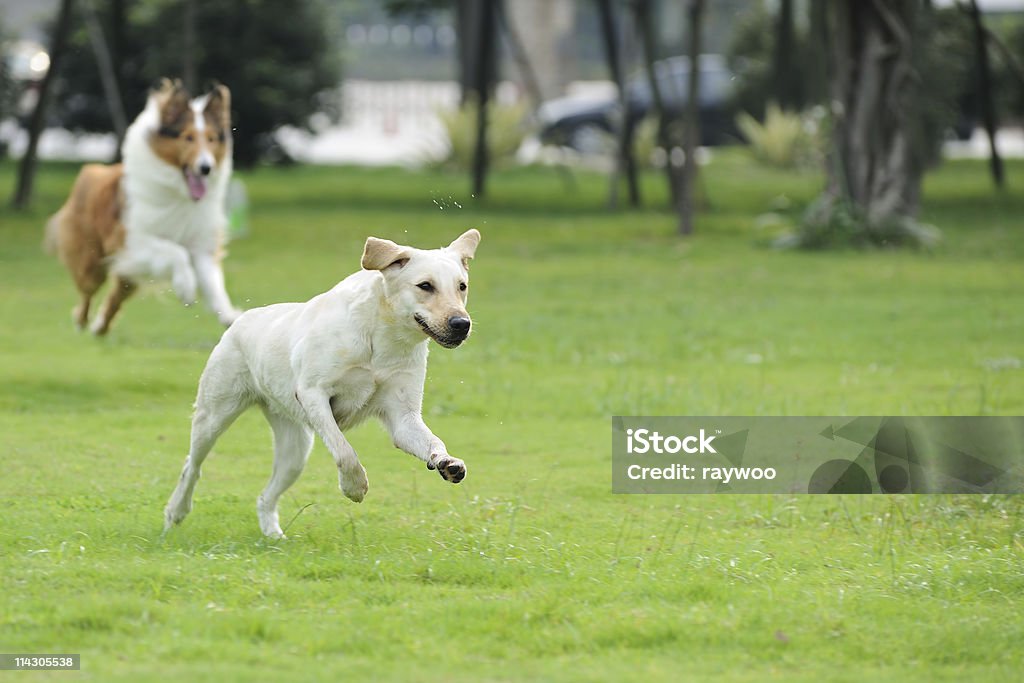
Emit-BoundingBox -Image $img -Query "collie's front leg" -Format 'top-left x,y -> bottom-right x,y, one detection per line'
113,234 -> 197,305
192,250 -> 242,326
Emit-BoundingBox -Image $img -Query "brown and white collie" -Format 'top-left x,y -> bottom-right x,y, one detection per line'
45,78 -> 242,335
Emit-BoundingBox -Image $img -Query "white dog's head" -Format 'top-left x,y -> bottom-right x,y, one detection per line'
361,229 -> 481,348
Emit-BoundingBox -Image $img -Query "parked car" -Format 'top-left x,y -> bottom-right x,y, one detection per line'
537,54 -> 739,153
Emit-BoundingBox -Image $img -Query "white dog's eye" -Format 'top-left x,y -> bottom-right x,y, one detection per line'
459,282 -> 467,291
417,282 -> 434,292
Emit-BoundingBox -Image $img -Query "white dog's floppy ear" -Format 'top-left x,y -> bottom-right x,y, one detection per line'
447,229 -> 481,266
362,237 -> 410,271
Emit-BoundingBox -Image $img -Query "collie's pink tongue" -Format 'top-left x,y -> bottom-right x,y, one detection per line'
184,170 -> 208,201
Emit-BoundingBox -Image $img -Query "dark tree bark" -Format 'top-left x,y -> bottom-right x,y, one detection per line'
457,0 -> 497,107
635,0 -> 682,209
772,0 -> 798,110
495,0 -> 544,107
471,0 -> 497,199
183,0 -> 197,92
11,0 -> 76,210
807,0 -> 933,242
596,0 -> 639,209
83,0 -> 127,144
806,0 -> 830,107
109,0 -> 128,159
967,0 -> 1004,189
677,0 -> 704,236
455,0 -> 474,105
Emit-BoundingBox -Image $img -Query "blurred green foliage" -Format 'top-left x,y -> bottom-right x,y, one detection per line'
432,96 -> 527,170
50,0 -> 342,166
725,4 -> 1024,149
735,103 -> 823,170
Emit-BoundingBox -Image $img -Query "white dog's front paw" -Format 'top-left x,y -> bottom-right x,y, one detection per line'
339,464 -> 369,502
173,271 -> 198,305
218,307 -> 244,327
428,455 -> 466,484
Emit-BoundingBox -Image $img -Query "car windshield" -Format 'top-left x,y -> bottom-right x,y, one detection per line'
627,57 -> 733,107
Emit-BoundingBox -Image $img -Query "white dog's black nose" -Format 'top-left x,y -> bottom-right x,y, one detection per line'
198,161 -> 212,176
448,316 -> 471,335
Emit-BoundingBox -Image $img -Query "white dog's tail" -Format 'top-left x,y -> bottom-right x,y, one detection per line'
42,211 -> 62,256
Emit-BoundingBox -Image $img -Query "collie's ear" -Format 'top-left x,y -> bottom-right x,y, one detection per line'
152,78 -> 183,98
362,237 -> 411,271
154,79 -> 191,134
205,83 -> 231,130
447,229 -> 480,267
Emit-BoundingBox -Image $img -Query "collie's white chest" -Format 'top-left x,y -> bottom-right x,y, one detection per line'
124,187 -> 225,248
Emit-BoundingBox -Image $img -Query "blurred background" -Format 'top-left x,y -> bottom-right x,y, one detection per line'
3,0 -> 1023,173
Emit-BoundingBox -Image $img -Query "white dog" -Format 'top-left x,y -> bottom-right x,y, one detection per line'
164,229 -> 480,538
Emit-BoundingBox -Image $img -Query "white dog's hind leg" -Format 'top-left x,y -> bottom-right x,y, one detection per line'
164,342 -> 252,530
192,251 -> 243,326
256,408 -> 314,538
295,388 -> 369,502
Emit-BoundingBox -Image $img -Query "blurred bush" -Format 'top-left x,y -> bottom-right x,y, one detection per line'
433,97 -> 527,171
735,103 -> 822,169
631,117 -> 659,168
51,0 -> 341,166
790,196 -> 941,250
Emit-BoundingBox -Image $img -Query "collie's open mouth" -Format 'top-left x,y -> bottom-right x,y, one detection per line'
183,168 -> 208,201
414,314 -> 463,349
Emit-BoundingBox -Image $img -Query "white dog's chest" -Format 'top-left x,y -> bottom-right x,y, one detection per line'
326,365 -> 402,429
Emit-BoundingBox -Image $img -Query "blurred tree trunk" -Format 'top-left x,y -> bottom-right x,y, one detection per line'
83,0 -> 127,149
808,0 -> 930,238
596,0 -> 639,208
677,0 -> 704,236
772,0 -> 798,110
806,0 -> 829,106
109,0 -> 128,159
635,0 -> 681,209
967,0 -> 1004,189
183,0 -> 197,91
471,0 -> 496,198
457,0 -> 497,107
496,0 -> 544,107
11,0 -> 75,210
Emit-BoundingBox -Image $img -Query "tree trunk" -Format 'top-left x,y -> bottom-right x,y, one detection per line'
471,0 -> 496,199
967,0 -> 1004,189
596,0 -> 639,209
11,0 -> 76,210
808,0 -> 931,242
183,0 -> 197,92
457,0 -> 497,107
83,0 -> 127,145
772,0 -> 798,110
635,0 -> 682,210
496,0 -> 544,108
806,0 -> 830,107
109,0 -> 128,160
677,0 -> 704,236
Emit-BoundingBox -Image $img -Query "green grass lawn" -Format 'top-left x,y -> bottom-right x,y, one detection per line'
1,153 -> 1022,681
